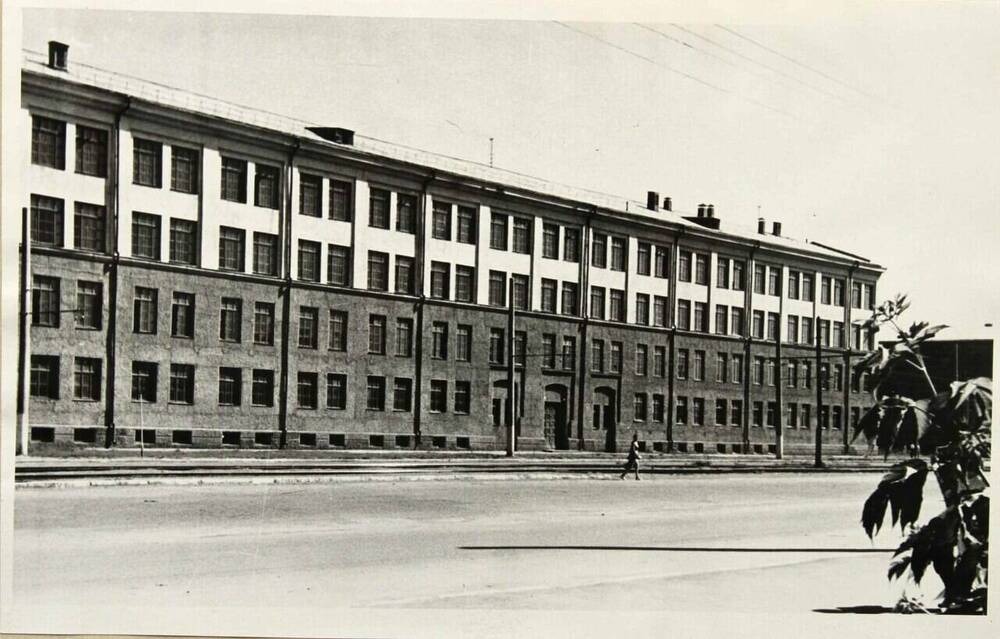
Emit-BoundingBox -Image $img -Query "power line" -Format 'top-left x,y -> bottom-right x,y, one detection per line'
714,25 -> 882,103
552,21 -> 810,123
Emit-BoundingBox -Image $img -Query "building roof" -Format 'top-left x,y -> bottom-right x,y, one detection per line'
23,48 -> 882,271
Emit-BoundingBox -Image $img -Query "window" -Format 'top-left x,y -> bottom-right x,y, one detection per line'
327,244 -> 350,286
821,276 -> 832,305
366,376 -> 386,410
717,258 -> 730,289
430,262 -> 450,299
517,331 -> 529,366
296,372 -> 318,409
450,205 -> 475,243
541,334 -> 557,369
490,213 -> 508,250
561,283 -> 578,316
395,318 -> 413,357
369,315 -> 387,354
541,279 -> 557,313
676,397 -> 688,424
564,228 -> 580,262
716,399 -> 728,426
131,361 -> 158,403
865,283 -> 876,310
609,289 -> 625,322
654,246 -> 669,278
768,267 -> 781,296
394,192 -> 417,233
635,294 -> 650,325
801,317 -> 814,345
218,297 -> 243,342
677,349 -> 689,380
512,275 -> 529,311
753,357 -> 765,385
367,251 -> 389,291
543,224 -> 559,259
329,179 -> 354,221
716,353 -> 728,383
73,357 -> 101,401
251,369 -> 274,406
218,368 -> 242,406
610,342 -> 623,373
253,302 -> 274,345
171,292 -> 195,338
715,304 -> 728,335
802,362 -> 813,389
834,364 -> 844,391
76,281 -> 102,330
395,256 -> 415,295
731,400 -> 744,427
751,310 -> 764,339
788,403 -> 799,429
326,374 -> 347,409
253,164 -> 280,209
754,264 -> 766,294
219,157 -> 248,202
169,364 -> 195,404
634,394 -> 648,422
298,307 -> 319,349
430,380 -> 448,413
732,261 -> 746,291
693,398 -> 705,426
693,302 -> 707,332
218,226 -> 245,271
489,271 -> 507,307
167,219 -> 196,265
610,237 -> 626,271
454,381 -> 471,414
561,336 -> 576,370
432,201 -> 451,240
788,271 -> 800,300
731,354 -> 744,384
589,339 -> 605,373
72,203 -> 107,253
592,233 -> 607,268
692,351 -> 706,381
767,312 -> 779,341
767,401 -> 777,428
133,287 -> 157,334
512,218 -> 531,254
32,115 -> 65,169
654,346 -> 666,377
133,138 -> 162,187
765,358 -> 776,386
787,361 -> 797,388
456,325 -> 472,362
819,319 -> 831,347
432,321 -> 449,359
329,310 -> 348,351
653,395 -> 665,422
833,279 -> 845,307
30,194 -> 64,247
251,233 -> 278,276
489,328 -> 505,364
802,404 -> 812,429
729,307 -> 744,337
694,254 -> 709,285
590,286 -> 606,320
678,250 -> 692,282
131,212 -> 161,259
636,242 -> 651,275
455,265 -> 475,302
833,321 -> 845,348
676,299 -> 690,331
752,401 -> 764,428
170,146 -> 199,193
653,296 -> 668,327
786,316 -> 799,344
635,344 -> 648,376
394,378 -> 413,411
299,173 -> 322,216
297,240 -> 321,282
802,274 -> 814,302
30,355 -> 60,399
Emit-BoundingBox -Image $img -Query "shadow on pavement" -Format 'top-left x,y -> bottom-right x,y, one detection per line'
460,545 -> 896,553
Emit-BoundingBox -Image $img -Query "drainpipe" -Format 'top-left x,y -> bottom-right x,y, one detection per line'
666,227 -> 684,451
104,96 -> 132,448
843,260 -> 858,454
413,171 -> 436,448
277,139 -> 300,449
575,207 -> 594,450
743,241 -> 760,453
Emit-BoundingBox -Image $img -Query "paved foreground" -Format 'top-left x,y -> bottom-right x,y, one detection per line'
10,473 -> 955,637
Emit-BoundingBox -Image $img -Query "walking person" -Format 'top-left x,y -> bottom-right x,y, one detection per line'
620,433 -> 641,480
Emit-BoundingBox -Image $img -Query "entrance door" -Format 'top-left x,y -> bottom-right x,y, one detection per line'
594,386 -> 617,453
545,401 -> 569,450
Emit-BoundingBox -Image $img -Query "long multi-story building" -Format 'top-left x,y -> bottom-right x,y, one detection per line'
16,42 -> 883,454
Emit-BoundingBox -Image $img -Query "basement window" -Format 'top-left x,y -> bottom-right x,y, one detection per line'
222,431 -> 241,447
456,437 -> 471,450
369,434 -> 385,448
254,432 -> 274,447
135,429 -> 156,445
395,435 -> 410,448
299,433 -> 317,447
73,428 -> 98,444
172,430 -> 193,445
31,427 -> 55,443
432,436 -> 447,449
329,433 -> 346,447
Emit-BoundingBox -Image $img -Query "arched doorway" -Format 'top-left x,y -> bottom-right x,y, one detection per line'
544,384 -> 569,450
593,386 -> 617,452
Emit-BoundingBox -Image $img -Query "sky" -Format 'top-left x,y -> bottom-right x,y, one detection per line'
16,2 -> 1000,337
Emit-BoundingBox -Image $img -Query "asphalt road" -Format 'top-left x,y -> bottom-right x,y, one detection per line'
10,473 -> 946,637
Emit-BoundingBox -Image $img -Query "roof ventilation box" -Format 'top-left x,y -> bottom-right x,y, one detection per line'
307,127 -> 355,146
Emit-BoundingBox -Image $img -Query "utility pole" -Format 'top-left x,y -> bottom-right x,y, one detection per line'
775,327 -> 783,459
17,207 -> 31,456
506,277 -> 516,457
814,316 -> 824,468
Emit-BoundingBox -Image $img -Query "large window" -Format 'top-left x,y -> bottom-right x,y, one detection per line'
297,240 -> 321,282
73,357 -> 101,401
432,321 -> 448,359
31,115 -> 65,169
297,372 -> 318,409
454,381 -> 471,414
366,376 -> 386,411
592,233 -> 607,268
299,173 -> 322,217
430,262 -> 450,299
432,201 -> 451,240
329,179 -> 353,221
329,310 -> 348,351
490,213 -> 508,250
218,226 -> 245,271
253,232 -> 279,276
133,138 -> 162,187
395,256 -> 414,295
394,378 -> 413,411
512,218 -> 531,254
169,219 -> 197,265
717,258 -> 730,289
564,228 -> 580,262
456,324 -> 472,362
76,281 -> 102,330
635,294 -> 649,325
220,157 -> 247,203
30,355 -> 60,399
298,306 -> 319,349
635,344 -> 648,376
395,318 -> 413,357
610,237 -> 626,271
368,314 -> 386,354
654,246 -> 669,278
489,271 -> 506,307
561,282 -> 578,316
30,194 -> 64,247
327,374 -> 347,409
455,265 -> 475,303
219,298 -> 242,342
430,380 -> 448,413
171,292 -> 195,339
543,224 -> 559,259
73,203 -> 106,253
218,368 -> 242,406
695,254 -> 709,285
131,361 -> 158,403
171,146 -> 199,194
590,286 -> 606,320
489,328 -> 505,364
253,302 -> 274,345
676,299 -> 690,331
678,250 -> 692,282
169,364 -> 195,404
369,187 -> 390,229
591,339 -> 604,373
327,244 -> 351,286
367,251 -> 388,291
512,274 -> 529,311
541,279 -> 557,313
254,164 -> 280,209
252,369 -> 274,406
609,289 -> 625,322
457,206 -> 476,244
131,212 -> 161,259
133,287 -> 157,334
396,193 -> 417,233
75,125 -> 108,177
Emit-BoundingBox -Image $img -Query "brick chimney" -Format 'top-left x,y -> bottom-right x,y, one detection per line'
48,41 -> 68,71
647,191 -> 659,211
